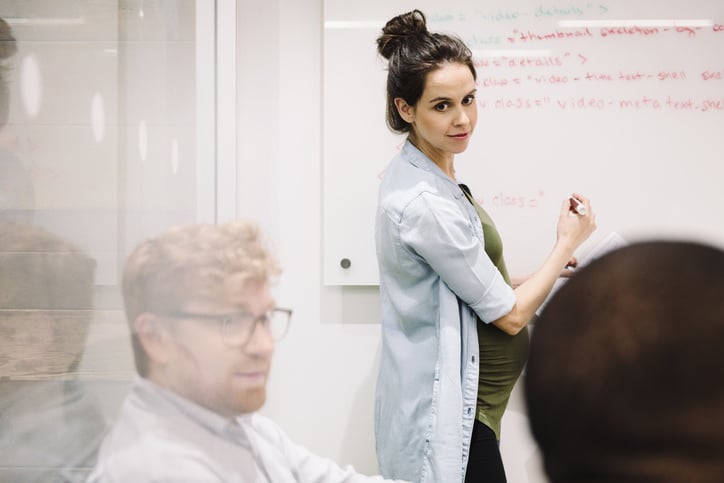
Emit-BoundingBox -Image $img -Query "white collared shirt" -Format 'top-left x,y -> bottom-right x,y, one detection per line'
88,377 -> 405,483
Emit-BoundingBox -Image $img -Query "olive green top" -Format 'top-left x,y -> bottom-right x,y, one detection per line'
460,184 -> 529,441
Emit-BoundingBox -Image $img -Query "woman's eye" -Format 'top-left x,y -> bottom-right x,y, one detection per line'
462,95 -> 475,105
434,102 -> 449,112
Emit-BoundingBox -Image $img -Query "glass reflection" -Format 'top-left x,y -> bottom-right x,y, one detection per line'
0,1 -> 206,480
0,223 -> 108,482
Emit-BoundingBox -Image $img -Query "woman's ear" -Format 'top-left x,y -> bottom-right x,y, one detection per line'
394,97 -> 415,124
134,313 -> 171,366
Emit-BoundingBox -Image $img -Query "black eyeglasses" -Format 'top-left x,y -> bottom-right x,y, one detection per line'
155,307 -> 292,347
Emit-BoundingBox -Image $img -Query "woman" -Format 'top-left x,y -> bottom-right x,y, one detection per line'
373,10 -> 596,483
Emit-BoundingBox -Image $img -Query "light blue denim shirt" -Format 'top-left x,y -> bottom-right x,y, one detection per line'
374,141 -> 516,483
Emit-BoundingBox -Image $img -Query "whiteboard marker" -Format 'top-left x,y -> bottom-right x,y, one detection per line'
569,196 -> 587,215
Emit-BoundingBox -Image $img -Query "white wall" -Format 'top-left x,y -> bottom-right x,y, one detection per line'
236,0 -> 386,474
236,1 -> 547,480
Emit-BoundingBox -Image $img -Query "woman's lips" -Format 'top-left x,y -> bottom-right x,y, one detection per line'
449,133 -> 469,140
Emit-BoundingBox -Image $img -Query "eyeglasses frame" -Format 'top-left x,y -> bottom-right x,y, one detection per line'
152,307 -> 292,347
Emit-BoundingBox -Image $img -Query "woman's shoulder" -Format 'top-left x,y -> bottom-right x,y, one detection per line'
380,181 -> 464,232
380,169 -> 441,215
381,154 -> 452,199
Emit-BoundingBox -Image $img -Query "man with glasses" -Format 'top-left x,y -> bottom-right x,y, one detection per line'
88,221 -> 405,482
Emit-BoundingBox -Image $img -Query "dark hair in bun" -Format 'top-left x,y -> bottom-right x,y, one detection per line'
376,9 -> 476,133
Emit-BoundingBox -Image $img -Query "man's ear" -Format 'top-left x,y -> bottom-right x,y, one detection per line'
394,97 -> 415,124
134,313 -> 171,366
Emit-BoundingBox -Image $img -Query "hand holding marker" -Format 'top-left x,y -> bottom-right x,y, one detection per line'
564,194 -> 594,272
569,195 -> 587,215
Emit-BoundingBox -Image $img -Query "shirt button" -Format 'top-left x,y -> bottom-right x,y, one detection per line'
467,407 -> 472,415
472,356 -> 475,363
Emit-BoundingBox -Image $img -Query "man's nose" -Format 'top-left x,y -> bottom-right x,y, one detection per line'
243,321 -> 275,356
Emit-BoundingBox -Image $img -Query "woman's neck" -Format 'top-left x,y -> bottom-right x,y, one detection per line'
408,134 -> 455,181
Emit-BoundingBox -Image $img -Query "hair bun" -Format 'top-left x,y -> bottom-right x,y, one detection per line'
377,9 -> 428,60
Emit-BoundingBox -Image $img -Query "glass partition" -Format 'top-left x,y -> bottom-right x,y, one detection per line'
0,1 -> 216,480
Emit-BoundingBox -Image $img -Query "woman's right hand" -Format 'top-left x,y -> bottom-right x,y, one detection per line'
555,193 -> 596,250
494,194 -> 596,335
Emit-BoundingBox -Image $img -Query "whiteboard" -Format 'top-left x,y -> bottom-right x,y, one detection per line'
323,0 -> 724,285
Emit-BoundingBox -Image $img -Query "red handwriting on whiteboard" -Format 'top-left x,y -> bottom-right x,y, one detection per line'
556,97 -> 607,110
702,70 -> 723,81
476,69 -> 695,86
488,190 -> 545,209
599,26 -> 661,37
477,96 -> 724,112
506,25 -> 719,43
508,27 -> 593,43
490,97 -> 551,109
474,56 -> 564,68
701,99 -> 724,112
473,53 -> 587,68
480,77 -> 510,87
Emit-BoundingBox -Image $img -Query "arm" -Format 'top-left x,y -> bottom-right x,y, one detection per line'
491,195 -> 596,335
509,275 -> 528,288
512,256 -> 577,287
399,192 -> 517,324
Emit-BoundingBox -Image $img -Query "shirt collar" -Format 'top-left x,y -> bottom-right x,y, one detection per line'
135,376 -> 250,445
402,139 -> 466,200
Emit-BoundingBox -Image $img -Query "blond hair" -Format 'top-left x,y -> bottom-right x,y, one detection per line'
122,220 -> 280,376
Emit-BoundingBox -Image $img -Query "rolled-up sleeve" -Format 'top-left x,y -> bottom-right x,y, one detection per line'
399,191 -> 515,323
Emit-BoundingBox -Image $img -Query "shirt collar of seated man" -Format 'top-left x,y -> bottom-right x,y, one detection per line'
124,221 -> 287,420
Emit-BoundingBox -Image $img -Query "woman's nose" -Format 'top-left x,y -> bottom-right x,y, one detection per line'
454,108 -> 469,125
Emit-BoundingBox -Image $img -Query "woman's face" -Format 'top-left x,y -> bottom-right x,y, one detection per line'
395,62 -> 477,163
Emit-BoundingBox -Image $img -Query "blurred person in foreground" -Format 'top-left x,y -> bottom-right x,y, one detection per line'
0,223 -> 107,482
525,240 -> 724,483
0,15 -> 35,225
88,220 -> 407,482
